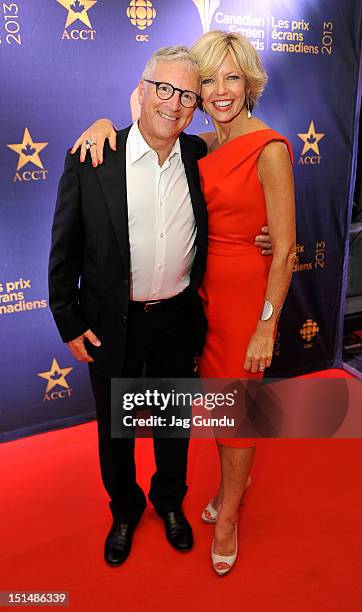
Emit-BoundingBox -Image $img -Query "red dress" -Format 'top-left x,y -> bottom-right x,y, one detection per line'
197,129 -> 293,448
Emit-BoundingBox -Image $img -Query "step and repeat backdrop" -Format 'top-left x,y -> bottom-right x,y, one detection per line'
1,0 -> 361,441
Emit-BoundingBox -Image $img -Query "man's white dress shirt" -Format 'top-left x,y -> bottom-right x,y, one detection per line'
126,121 -> 196,301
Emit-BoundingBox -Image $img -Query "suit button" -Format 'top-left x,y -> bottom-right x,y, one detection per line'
122,314 -> 128,322
123,279 -> 129,286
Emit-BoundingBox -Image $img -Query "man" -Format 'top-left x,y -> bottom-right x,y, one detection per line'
49,46 -> 270,566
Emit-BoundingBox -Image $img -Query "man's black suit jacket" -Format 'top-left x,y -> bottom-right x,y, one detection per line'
48,126 -> 208,377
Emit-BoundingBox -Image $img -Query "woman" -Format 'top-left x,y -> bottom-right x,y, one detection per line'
190,31 -> 295,575
71,31 -> 296,575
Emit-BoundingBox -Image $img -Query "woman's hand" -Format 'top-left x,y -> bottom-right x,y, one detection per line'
244,321 -> 275,373
70,118 -> 117,166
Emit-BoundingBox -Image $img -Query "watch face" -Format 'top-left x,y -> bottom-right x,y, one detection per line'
261,300 -> 273,320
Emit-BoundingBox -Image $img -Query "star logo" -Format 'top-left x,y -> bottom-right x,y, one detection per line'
7,128 -> 48,171
56,0 -> 97,29
297,121 -> 325,156
37,358 -> 73,393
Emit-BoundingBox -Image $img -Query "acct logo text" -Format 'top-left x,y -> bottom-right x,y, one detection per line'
56,0 -> 97,40
38,358 -> 74,402
298,121 -> 325,165
7,128 -> 49,183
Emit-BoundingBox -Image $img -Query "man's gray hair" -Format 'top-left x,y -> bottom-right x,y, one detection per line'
141,46 -> 200,79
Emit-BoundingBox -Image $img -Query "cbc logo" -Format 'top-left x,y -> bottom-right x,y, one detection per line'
126,0 -> 156,41
300,319 -> 319,342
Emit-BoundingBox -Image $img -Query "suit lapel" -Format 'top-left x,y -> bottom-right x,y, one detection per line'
95,127 -> 131,273
180,134 -> 207,243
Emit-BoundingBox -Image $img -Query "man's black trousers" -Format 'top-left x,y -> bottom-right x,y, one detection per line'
88,292 -> 196,521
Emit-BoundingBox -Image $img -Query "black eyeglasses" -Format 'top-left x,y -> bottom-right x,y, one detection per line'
144,79 -> 201,108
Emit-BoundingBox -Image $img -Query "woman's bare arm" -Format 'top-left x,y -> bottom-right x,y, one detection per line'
244,140 -> 296,372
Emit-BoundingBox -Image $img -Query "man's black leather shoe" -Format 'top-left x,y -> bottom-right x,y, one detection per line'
157,509 -> 194,552
104,515 -> 142,566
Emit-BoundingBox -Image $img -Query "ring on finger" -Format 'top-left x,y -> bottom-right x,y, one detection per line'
258,364 -> 265,372
85,138 -> 96,150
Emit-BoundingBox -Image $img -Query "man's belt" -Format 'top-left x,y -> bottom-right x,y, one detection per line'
130,289 -> 189,313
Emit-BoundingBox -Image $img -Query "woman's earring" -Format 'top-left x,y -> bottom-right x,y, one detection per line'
246,96 -> 252,119
203,110 -> 209,125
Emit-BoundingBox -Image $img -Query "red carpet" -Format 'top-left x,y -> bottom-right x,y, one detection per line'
1,369 -> 361,611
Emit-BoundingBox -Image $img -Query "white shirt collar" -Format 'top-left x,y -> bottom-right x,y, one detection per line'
128,120 -> 181,166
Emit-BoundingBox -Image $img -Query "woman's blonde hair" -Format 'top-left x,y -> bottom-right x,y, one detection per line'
190,30 -> 267,109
